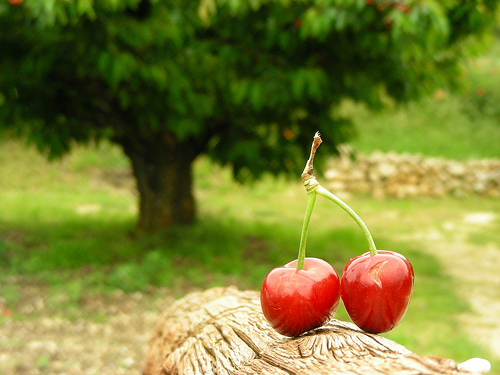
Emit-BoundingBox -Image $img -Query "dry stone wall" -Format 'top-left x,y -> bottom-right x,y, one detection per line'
325,147 -> 500,199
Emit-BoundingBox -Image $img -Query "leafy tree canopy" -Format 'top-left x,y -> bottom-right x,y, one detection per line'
0,0 -> 498,231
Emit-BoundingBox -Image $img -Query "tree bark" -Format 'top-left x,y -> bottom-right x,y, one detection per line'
144,287 -> 490,375
117,131 -> 199,233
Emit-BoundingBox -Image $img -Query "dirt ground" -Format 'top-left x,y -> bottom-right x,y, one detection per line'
410,211 -> 500,360
0,213 -> 498,375
0,285 -> 176,375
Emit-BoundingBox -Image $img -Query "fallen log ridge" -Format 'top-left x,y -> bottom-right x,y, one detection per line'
144,287 -> 490,375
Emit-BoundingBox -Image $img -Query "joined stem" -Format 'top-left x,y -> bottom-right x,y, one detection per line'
298,132 -> 378,261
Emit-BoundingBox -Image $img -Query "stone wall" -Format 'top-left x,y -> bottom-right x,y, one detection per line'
325,146 -> 500,199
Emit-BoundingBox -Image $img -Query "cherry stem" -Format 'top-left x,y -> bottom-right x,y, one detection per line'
315,185 -> 378,256
300,132 -> 378,257
296,190 -> 316,270
296,132 -> 323,270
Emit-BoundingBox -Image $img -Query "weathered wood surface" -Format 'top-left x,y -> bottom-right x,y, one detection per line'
144,287 -> 490,375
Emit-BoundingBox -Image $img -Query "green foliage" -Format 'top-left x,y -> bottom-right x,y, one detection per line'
1,0 -> 498,167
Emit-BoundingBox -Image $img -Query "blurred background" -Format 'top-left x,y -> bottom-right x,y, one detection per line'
0,0 -> 499,374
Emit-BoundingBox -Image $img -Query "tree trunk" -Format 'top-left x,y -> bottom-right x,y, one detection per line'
117,132 -> 199,233
144,287 -> 490,375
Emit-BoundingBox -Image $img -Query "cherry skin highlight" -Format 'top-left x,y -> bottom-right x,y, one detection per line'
261,257 -> 340,337
340,250 -> 414,334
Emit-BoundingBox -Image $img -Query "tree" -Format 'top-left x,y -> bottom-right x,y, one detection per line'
0,0 -> 497,233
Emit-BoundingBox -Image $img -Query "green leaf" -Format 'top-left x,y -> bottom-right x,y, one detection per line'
249,82 -> 263,110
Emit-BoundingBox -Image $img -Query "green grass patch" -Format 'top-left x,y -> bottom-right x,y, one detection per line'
345,40 -> 500,160
0,153 -> 498,368
343,93 -> 500,160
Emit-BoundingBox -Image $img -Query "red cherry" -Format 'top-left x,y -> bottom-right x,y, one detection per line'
9,0 -> 23,5
261,257 -> 340,337
340,250 -> 414,334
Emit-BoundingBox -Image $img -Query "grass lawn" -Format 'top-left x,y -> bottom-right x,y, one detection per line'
0,138 -> 499,374
346,38 -> 500,160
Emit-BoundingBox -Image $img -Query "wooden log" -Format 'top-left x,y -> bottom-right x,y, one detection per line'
144,287 -> 490,375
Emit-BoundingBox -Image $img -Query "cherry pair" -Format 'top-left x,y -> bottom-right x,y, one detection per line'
260,133 -> 414,337
261,250 -> 414,337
